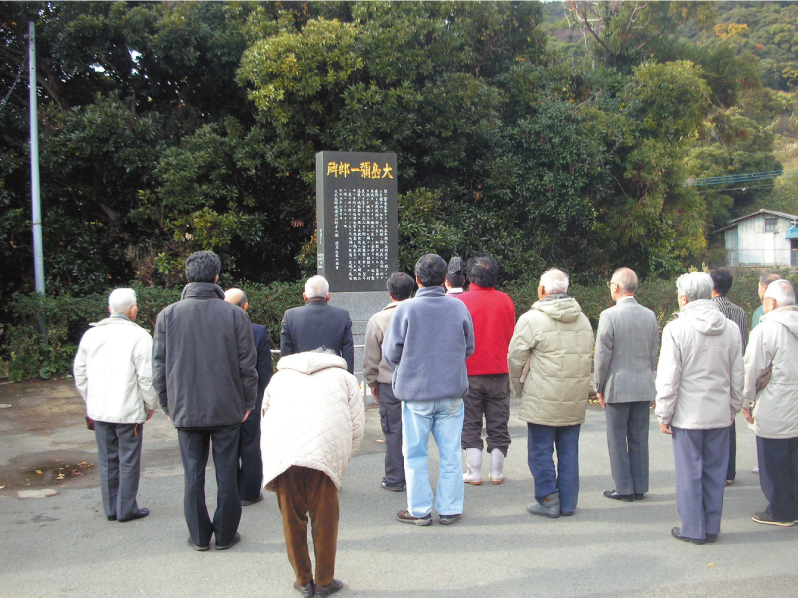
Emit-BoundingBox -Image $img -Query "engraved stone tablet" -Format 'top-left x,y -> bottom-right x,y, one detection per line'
316,151 -> 399,292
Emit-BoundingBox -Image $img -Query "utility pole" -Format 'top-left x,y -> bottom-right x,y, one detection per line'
29,21 -> 45,294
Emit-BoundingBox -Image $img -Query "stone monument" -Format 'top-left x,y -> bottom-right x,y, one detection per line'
315,151 -> 399,397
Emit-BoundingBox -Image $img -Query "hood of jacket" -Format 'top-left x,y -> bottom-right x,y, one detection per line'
277,351 -> 348,375
678,299 -> 727,336
761,304 -> 798,338
531,295 -> 583,323
89,316 -> 137,328
180,282 -> 225,300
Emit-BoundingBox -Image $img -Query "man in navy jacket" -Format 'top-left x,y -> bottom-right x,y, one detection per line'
225,288 -> 273,506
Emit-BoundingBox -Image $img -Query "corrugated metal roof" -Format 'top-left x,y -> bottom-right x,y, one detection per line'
713,209 -> 798,234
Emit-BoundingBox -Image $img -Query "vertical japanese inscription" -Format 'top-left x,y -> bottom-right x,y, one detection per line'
316,152 -> 398,292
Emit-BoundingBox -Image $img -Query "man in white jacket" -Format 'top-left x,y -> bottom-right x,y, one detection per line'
742,279 -> 798,527
261,348 -> 365,598
655,272 -> 744,545
73,288 -> 158,522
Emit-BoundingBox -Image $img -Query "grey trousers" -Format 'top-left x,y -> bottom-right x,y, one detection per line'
672,426 -> 729,541
605,401 -> 650,495
378,383 -> 405,488
94,421 -> 143,521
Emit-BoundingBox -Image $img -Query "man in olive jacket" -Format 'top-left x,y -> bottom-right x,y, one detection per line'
153,251 -> 258,551
508,268 -> 594,519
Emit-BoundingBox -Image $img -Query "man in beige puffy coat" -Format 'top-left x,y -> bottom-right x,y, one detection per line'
508,269 -> 594,518
261,349 -> 365,598
742,279 -> 798,527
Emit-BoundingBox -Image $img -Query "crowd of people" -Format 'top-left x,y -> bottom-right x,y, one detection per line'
73,250 -> 798,597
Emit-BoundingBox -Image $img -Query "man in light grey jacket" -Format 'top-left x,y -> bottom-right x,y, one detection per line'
742,279 -> 798,527
594,268 -> 659,502
655,272 -> 744,545
362,272 -> 415,492
74,288 -> 158,523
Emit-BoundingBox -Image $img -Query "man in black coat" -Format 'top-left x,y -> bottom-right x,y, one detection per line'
153,251 -> 257,552
280,275 -> 354,374
224,288 -> 273,506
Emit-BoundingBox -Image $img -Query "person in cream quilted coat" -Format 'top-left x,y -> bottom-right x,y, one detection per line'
261,348 -> 365,598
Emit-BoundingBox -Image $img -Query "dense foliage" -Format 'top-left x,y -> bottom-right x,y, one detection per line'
2,2 -> 798,375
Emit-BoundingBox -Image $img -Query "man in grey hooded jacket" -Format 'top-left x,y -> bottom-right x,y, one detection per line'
655,272 -> 744,545
742,279 -> 798,527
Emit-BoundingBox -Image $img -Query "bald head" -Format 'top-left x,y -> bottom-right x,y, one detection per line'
224,288 -> 248,311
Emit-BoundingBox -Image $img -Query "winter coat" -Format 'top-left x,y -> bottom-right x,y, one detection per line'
742,305 -> 798,439
383,285 -> 475,402
73,317 -> 159,424
153,282 -> 258,427
261,352 -> 365,490
508,295 -> 594,426
363,302 -> 398,387
655,299 -> 744,429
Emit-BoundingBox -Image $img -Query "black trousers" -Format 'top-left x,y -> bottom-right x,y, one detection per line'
727,420 -> 737,482
461,374 -> 511,456
757,435 -> 798,523
238,395 -> 263,501
177,424 -> 242,547
378,383 -> 405,488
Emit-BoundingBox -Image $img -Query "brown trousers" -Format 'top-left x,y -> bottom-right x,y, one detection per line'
461,374 -> 512,455
273,466 -> 339,586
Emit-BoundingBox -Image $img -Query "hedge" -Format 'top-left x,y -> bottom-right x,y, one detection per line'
3,271 -> 796,381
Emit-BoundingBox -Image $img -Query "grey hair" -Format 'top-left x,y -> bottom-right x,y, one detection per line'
612,267 -> 638,293
764,279 -> 795,307
108,288 -> 137,314
540,268 -> 569,295
676,272 -> 713,302
305,275 -> 330,298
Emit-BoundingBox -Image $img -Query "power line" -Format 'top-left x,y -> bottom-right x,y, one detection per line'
684,168 -> 798,187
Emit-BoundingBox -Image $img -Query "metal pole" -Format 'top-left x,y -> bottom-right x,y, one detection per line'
29,21 -> 45,294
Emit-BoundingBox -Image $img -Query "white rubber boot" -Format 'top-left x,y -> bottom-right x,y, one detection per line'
489,449 -> 505,485
463,448 -> 483,485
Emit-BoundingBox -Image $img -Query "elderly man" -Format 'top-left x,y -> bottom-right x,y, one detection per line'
457,255 -> 516,485
508,268 -> 594,518
153,251 -> 258,551
655,272 -> 744,545
262,348 -> 365,598
74,288 -> 158,522
752,273 -> 782,329
224,288 -> 273,506
594,268 -> 659,502
710,267 -> 749,486
742,279 -> 798,527
383,254 -> 474,526
280,275 -> 354,373
363,271 -> 415,492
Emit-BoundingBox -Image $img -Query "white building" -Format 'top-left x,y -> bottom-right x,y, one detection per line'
716,209 -> 798,267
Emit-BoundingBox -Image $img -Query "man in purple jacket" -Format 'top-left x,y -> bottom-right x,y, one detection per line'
383,254 -> 474,526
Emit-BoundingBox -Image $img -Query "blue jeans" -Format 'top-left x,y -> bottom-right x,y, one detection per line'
402,399 -> 465,518
527,423 -> 581,513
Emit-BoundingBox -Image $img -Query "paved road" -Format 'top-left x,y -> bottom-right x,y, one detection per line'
1,380 -> 796,597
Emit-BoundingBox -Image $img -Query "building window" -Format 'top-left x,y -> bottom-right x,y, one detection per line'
765,217 -> 779,232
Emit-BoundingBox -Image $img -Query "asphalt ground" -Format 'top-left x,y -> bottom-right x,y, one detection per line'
1,380 -> 797,598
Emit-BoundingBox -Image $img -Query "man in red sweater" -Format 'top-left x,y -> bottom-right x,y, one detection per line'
457,255 -> 516,485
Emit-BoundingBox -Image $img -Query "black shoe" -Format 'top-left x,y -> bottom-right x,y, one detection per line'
439,513 -> 461,525
705,533 -> 718,543
381,480 -> 406,492
294,580 -> 315,597
560,510 -> 574,517
214,531 -> 241,550
671,527 -> 706,545
314,579 -> 343,598
188,536 -> 210,551
107,515 -> 117,521
118,508 -> 149,522
241,493 -> 264,506
604,490 -> 634,502
634,493 -> 645,500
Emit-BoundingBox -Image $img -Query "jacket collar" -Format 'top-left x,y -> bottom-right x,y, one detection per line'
383,302 -> 400,311
181,282 -> 225,300
306,297 -> 328,305
415,285 -> 446,298
617,296 -> 637,304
